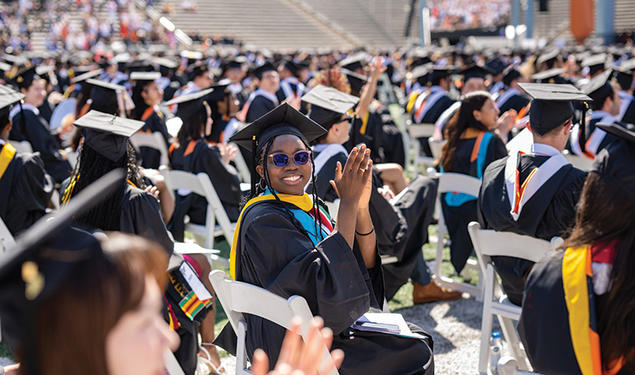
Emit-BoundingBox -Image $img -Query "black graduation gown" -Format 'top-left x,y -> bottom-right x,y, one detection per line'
0,146 -> 53,235
207,117 -> 228,144
420,94 -> 455,124
621,97 -> 635,125
379,110 -> 406,166
167,140 -> 241,242
120,184 -> 175,254
497,93 -> 530,114
245,95 -> 277,123
478,155 -> 587,305
138,111 -> 170,169
345,112 -> 384,162
9,109 -> 71,183
441,134 -> 507,273
312,148 -> 438,300
216,201 -> 434,375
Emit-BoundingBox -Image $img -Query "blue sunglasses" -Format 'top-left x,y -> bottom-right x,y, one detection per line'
268,151 -> 311,167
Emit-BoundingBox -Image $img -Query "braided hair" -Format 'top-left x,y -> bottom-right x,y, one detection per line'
248,135 -> 324,243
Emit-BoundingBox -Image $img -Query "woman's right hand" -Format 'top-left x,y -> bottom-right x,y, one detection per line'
329,145 -> 372,207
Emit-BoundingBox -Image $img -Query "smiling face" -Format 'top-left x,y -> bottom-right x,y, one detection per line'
472,98 -> 500,129
256,134 -> 312,196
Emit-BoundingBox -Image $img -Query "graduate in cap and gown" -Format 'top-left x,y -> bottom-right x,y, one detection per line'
165,88 -> 242,242
478,83 -> 591,306
276,60 -> 305,103
411,66 -> 455,126
439,91 -> 508,274
0,85 -> 53,235
8,66 -> 71,183
495,65 -> 530,114
305,85 -> 459,303
129,71 -> 170,169
216,102 -> 435,375
519,123 -> 635,375
243,62 -> 280,123
614,58 -> 635,124
205,82 -> 241,143
571,70 -> 627,159
0,171 -> 179,375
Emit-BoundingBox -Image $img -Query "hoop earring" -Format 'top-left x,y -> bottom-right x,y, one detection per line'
257,178 -> 266,190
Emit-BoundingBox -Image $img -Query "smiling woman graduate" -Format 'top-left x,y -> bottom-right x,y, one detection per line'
215,103 -> 434,375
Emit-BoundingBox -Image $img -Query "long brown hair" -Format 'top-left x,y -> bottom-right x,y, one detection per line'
30,234 -> 168,375
441,91 -> 492,171
563,172 -> 635,371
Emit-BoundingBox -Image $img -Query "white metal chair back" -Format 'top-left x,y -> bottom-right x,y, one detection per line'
230,142 -> 251,184
130,132 -> 170,166
467,222 -> 562,375
159,166 -> 236,252
428,138 -> 446,161
9,140 -> 33,153
0,217 -> 15,257
428,170 -> 483,298
210,270 -> 339,375
407,123 -> 436,172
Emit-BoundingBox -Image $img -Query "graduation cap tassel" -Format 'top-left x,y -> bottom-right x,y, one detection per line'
250,136 -> 258,197
18,100 -> 26,136
579,102 -> 589,154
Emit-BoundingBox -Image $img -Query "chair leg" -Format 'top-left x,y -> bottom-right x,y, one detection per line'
497,315 -> 529,371
434,229 -> 445,277
479,267 -> 496,375
236,321 -> 248,375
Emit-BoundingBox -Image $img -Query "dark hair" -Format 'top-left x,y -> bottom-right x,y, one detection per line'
0,107 -> 10,131
562,172 -> 635,371
89,89 -> 120,115
441,91 -> 492,171
130,81 -> 152,120
249,134 -> 323,243
31,234 -> 168,375
589,84 -> 615,111
65,142 -> 145,231
615,72 -> 633,92
175,101 -> 208,147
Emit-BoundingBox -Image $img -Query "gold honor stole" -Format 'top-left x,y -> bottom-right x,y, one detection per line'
229,193 -> 313,280
0,143 -> 17,180
562,246 -> 602,375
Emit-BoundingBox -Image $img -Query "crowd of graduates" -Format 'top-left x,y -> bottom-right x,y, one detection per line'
0,38 -> 634,375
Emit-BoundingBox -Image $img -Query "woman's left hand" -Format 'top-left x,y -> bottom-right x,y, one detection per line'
358,162 -> 373,210
218,143 -> 238,164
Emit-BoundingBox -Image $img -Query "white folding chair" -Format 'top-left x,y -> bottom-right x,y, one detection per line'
9,140 -> 33,153
407,123 -> 437,172
497,357 -> 541,375
428,170 -> 483,299
428,138 -> 446,161
210,270 -> 339,375
230,142 -> 251,184
130,131 -> 170,167
0,217 -> 16,257
160,166 -> 236,254
468,221 -> 562,375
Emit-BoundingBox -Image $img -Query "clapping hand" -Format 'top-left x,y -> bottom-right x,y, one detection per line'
329,145 -> 373,208
217,142 -> 238,164
368,56 -> 387,80
251,317 -> 344,375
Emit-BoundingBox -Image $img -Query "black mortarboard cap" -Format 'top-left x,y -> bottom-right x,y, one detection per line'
302,85 -> 358,128
187,61 -> 210,81
0,168 -> 123,375
461,65 -> 493,81
279,60 -> 299,77
130,71 -> 161,81
206,83 -> 230,102
164,87 -> 215,106
85,78 -> 129,114
338,52 -> 367,71
518,82 -> 592,136
71,68 -> 103,84
0,84 -> 25,112
341,68 -> 367,94
485,58 -> 506,75
617,58 -> 635,74
74,110 -> 144,161
85,78 -> 127,93
581,69 -> 614,101
593,123 -> 635,198
537,49 -> 559,66
229,102 -> 326,153
153,57 -> 179,70
409,65 -> 430,82
581,53 -> 607,76
13,66 -> 38,89
502,65 -> 522,86
430,66 -> 455,82
531,68 -> 566,83
253,62 -> 276,79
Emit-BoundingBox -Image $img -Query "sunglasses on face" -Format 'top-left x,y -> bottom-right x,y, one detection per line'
268,151 -> 311,167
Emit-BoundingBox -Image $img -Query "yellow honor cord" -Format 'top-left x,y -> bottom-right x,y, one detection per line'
229,193 -> 313,280
0,143 -> 17,181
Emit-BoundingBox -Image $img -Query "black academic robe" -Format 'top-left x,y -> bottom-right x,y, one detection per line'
621,98 -> 635,125
441,133 -> 507,273
167,140 -> 241,242
216,201 -> 434,375
245,95 -> 277,123
420,94 -> 455,125
9,109 -> 71,183
120,184 -> 174,254
312,148 -> 438,300
0,146 -> 53,235
345,112 -> 384,162
478,155 -> 587,305
380,110 -> 406,166
497,92 -> 530,114
207,117 -> 228,144
138,111 -> 170,169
